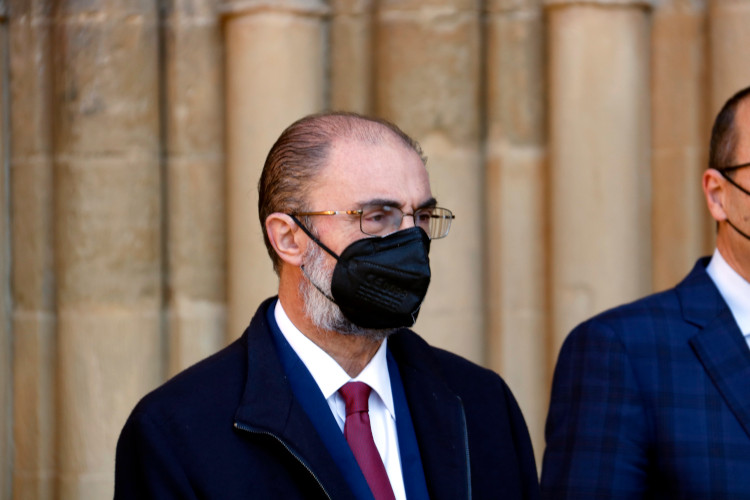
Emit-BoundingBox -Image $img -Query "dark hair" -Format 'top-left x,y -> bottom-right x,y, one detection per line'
257,111 -> 426,274
709,85 -> 750,170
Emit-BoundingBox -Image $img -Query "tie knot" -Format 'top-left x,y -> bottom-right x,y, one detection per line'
339,381 -> 371,416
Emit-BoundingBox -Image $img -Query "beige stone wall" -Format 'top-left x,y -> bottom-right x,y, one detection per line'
163,0 -> 226,376
2,0 -> 750,496
53,0 -> 163,496
651,0 -> 712,292
548,0 -> 653,355
485,0 -> 548,458
1,4 -> 10,498
223,0 -> 328,340
9,1 -> 56,497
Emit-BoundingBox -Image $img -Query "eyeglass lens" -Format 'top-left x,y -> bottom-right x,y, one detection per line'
360,205 -> 453,239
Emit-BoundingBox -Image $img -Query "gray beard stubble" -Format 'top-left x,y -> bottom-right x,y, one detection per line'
299,242 -> 396,341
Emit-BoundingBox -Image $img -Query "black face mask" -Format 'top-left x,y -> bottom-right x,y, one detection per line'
291,216 -> 432,329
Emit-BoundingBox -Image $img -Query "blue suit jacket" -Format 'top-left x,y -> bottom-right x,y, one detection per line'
115,298 -> 540,499
541,258 -> 750,499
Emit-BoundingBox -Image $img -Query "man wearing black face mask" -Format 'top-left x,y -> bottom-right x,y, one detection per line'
115,112 -> 540,499
541,87 -> 750,499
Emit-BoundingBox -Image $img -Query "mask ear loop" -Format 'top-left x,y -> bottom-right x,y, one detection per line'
299,265 -> 337,303
725,218 -> 750,241
289,214 -> 339,303
718,168 -> 750,196
717,169 -> 750,241
288,214 -> 341,261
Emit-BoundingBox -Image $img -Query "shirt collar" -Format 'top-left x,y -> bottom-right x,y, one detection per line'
706,248 -> 750,337
273,300 -> 395,417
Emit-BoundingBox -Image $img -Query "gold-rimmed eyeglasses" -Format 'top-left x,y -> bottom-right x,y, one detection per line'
292,204 -> 455,239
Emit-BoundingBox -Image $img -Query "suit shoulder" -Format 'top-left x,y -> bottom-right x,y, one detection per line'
130,337 -> 247,424
390,330 -> 512,400
568,286 -> 682,343
432,345 -> 505,384
578,258 -> 715,334
593,286 -> 680,323
560,274 -> 720,362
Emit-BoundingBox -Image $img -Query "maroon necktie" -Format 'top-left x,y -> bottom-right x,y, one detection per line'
339,382 -> 396,500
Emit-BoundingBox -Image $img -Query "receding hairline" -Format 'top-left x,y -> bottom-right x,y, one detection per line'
296,112 -> 427,165
327,128 -> 426,165
299,117 -> 431,211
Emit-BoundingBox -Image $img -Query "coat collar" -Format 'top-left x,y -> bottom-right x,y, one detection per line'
234,298 -> 357,500
234,298 -> 471,500
682,259 -> 750,440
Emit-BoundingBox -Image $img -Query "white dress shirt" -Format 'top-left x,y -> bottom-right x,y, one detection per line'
274,300 -> 406,500
706,248 -> 750,350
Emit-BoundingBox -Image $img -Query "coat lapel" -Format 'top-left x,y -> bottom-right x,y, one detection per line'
389,332 -> 471,500
689,309 -> 750,440
680,261 -> 750,441
234,299 -> 358,500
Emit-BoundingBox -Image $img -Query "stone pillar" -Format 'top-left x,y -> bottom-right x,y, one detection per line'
651,0 -> 710,291
708,0 -> 750,246
375,0 -> 484,363
484,0 -> 547,461
547,0 -> 652,353
330,0 -> 374,113
708,0 -> 750,250
0,3 -> 10,498
8,0 -> 56,497
709,0 -> 750,119
222,0 -> 327,340
163,0 -> 226,375
707,0 -> 750,263
53,0 -> 162,496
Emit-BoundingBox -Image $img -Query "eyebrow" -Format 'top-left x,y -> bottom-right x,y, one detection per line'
358,197 -> 438,210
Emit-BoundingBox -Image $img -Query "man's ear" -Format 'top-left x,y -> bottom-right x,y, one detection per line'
703,169 -> 728,223
265,213 -> 306,267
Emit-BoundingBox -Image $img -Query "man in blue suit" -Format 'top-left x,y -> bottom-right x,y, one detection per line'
541,87 -> 750,499
115,112 -> 540,499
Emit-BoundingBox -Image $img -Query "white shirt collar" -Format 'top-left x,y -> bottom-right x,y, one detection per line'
273,300 -> 396,418
706,248 -> 750,339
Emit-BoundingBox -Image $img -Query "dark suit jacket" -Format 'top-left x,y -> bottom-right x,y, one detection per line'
541,258 -> 750,499
115,298 -> 540,499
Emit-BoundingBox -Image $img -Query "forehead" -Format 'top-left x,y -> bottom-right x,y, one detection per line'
307,134 -> 432,209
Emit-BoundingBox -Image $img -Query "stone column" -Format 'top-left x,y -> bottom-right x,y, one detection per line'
222,0 -> 328,340
707,0 -> 750,264
708,0 -> 750,255
163,0 -> 226,376
547,0 -> 652,353
484,0 -> 547,461
709,0 -> 750,119
375,0 -> 484,363
651,0 -> 710,291
0,3 -> 10,497
53,0 -> 162,496
8,0 -> 56,497
330,0 -> 374,113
